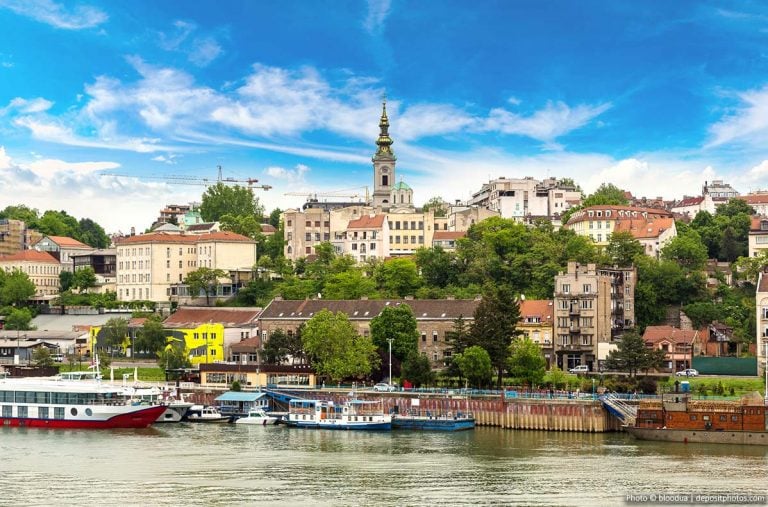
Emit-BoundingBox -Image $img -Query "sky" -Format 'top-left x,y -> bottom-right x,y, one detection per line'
2,0 -> 768,233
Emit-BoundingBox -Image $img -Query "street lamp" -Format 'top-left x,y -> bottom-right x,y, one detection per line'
387,338 -> 393,387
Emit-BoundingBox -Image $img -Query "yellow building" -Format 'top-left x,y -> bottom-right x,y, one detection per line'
563,205 -> 673,247
0,250 -> 61,298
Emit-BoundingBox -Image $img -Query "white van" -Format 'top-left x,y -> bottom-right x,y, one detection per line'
568,365 -> 589,374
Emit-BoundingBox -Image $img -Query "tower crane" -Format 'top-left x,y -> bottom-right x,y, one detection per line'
284,186 -> 370,203
100,165 -> 272,190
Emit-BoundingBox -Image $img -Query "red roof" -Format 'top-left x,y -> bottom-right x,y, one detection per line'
0,250 -> 59,263
566,205 -> 672,226
743,194 -> 768,205
642,325 -> 699,346
347,215 -> 386,229
433,231 -> 466,241
46,236 -> 90,248
518,299 -> 553,322
116,231 -> 253,245
613,217 -> 674,239
674,196 -> 704,207
163,307 -> 262,328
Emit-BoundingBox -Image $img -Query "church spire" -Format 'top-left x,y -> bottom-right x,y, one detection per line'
375,98 -> 395,159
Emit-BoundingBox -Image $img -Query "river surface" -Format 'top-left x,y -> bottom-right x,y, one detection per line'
2,424 -> 766,506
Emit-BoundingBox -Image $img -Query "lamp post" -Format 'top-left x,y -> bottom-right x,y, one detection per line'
387,338 -> 393,387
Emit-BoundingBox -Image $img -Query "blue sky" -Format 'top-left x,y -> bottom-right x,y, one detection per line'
1,0 -> 768,232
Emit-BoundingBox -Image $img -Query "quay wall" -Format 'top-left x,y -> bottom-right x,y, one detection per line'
186,388 -> 622,432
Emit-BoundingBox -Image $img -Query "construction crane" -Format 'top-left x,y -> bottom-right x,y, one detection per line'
100,165 -> 272,190
285,186 -> 370,203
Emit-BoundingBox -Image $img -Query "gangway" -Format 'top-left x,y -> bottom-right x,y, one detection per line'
599,392 -> 637,426
264,389 -> 306,406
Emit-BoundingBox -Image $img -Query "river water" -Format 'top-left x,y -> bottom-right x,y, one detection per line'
2,424 -> 766,506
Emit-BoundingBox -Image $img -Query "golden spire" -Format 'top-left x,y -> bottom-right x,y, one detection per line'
375,96 -> 395,158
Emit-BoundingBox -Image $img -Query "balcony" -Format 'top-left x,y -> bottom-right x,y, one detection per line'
568,306 -> 580,315
569,326 -> 580,334
557,343 -> 593,352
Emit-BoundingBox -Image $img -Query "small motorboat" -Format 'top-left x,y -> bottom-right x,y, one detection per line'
235,408 -> 279,426
186,405 -> 230,423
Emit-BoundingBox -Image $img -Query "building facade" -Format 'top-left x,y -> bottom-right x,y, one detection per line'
517,299 -> 554,367
468,177 -> 580,222
115,231 -> 257,302
0,250 -> 61,298
564,205 -> 674,248
553,262 -> 636,372
32,235 -> 91,272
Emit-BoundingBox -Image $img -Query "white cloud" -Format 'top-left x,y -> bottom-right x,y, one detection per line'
266,163 -> 309,183
0,0 -> 107,29
483,101 -> 612,144
23,158 -> 119,179
189,37 -> 222,67
0,146 -> 12,169
364,0 -> 392,33
396,104 -> 477,140
1,97 -> 53,114
151,154 -> 179,164
708,84 -> 768,148
158,20 -> 223,67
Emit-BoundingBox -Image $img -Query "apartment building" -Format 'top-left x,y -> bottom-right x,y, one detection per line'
517,299 -> 554,367
756,270 -> 768,375
387,209 -> 435,256
115,231 -> 257,302
0,219 -> 40,257
283,207 -> 331,260
32,235 -> 92,272
257,298 -> 481,369
742,193 -> 768,216
469,177 -> 581,222
613,215 -> 677,258
342,214 -> 389,263
447,205 -> 500,231
71,248 -> 117,294
553,262 -> 636,372
564,205 -> 674,248
0,250 -> 61,298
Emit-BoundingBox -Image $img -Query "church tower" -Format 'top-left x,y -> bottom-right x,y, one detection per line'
372,100 -> 396,209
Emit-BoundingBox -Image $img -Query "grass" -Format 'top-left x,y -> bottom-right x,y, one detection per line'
660,376 -> 765,397
58,363 -> 167,382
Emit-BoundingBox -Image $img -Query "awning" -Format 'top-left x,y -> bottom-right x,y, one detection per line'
214,391 -> 266,402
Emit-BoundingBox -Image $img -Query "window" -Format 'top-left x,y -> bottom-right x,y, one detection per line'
581,335 -> 590,346
305,233 -> 312,241
305,221 -> 311,227
178,260 -> 182,268
432,331 -> 438,343
562,284 -> 570,294
403,221 -> 409,230
315,233 -> 321,241
370,243 -> 376,250
287,220 -> 292,227
166,248 -> 171,258
421,332 -> 426,342
54,407 -> 65,419
39,407 -> 49,419
580,299 -> 593,309
306,247 -> 311,254
583,284 -> 591,293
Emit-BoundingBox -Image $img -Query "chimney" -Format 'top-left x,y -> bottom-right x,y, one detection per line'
130,227 -> 135,236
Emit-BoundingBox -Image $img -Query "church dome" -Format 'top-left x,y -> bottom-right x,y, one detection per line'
393,181 -> 411,191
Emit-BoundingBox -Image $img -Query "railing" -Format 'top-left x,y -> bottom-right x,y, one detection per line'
600,392 -> 637,426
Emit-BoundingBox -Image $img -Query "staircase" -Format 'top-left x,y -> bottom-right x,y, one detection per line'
600,393 -> 637,426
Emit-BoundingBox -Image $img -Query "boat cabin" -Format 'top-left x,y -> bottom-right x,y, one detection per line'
636,393 -> 766,432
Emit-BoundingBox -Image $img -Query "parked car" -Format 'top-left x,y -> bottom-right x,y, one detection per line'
675,368 -> 699,377
568,365 -> 589,374
373,382 -> 395,392
51,354 -> 65,363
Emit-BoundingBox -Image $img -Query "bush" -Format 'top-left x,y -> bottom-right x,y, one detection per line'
635,377 -> 658,395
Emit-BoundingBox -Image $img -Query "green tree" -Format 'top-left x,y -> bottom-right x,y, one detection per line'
455,346 -> 493,388
660,231 -> 708,271
37,210 -> 78,237
445,315 -> 472,356
422,196 -> 448,217
72,267 -> 97,293
1,269 -> 36,306
32,347 -> 54,367
59,271 -> 75,292
322,270 -> 376,299
718,226 -> 743,262
234,278 -> 276,307
4,307 -> 34,330
545,366 -> 567,389
470,286 -> 520,387
268,208 -> 282,228
157,344 -> 191,370
603,330 -> 664,377
77,218 -> 109,248
508,337 -> 547,387
185,267 -> 228,306
219,213 -> 263,239
301,309 -> 379,382
401,352 -> 435,387
99,317 -> 129,355
415,246 -> 459,288
373,258 -> 422,297
370,305 -> 419,362
605,231 -> 644,267
262,327 -> 304,365
199,182 -> 264,222
0,204 -> 39,225
135,315 -> 168,356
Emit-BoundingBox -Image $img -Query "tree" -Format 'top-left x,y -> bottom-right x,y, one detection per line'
301,309 -> 379,382
369,305 -> 419,362
508,337 -> 547,387
59,271 -> 75,292
445,315 -> 472,356
262,327 -> 304,365
1,269 -> 36,306
268,208 -> 282,228
4,307 -> 34,330
157,344 -> 191,370
561,183 -> 629,224
77,218 -> 109,248
0,204 -> 39,225
32,347 -> 54,367
660,231 -> 708,271
415,246 -> 459,288
185,267 -> 228,306
401,352 -> 435,387
455,346 -> 493,388
718,226 -> 743,262
470,285 -> 520,387
36,210 -> 78,237
373,258 -> 421,297
219,213 -> 263,239
605,231 -> 644,267
422,196 -> 448,217
72,267 -> 97,293
603,330 -> 664,377
135,315 -> 168,356
199,182 -> 264,222
99,317 -> 129,356
545,366 -> 567,389
322,270 -> 376,299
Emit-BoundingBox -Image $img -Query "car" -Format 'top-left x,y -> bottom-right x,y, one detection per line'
51,354 -> 65,363
675,368 -> 699,377
568,365 -> 589,374
373,382 -> 396,392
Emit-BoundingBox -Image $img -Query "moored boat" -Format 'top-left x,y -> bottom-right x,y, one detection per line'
286,399 -> 391,430
392,397 -> 475,431
626,392 -> 768,445
186,405 -> 230,423
235,408 -> 279,426
0,375 -> 166,429
124,386 -> 194,423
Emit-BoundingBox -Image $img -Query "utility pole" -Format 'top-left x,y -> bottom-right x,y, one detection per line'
387,338 -> 393,386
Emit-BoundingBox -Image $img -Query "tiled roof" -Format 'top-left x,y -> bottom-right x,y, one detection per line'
46,236 -> 90,249
642,325 -> 699,345
566,205 -> 672,226
433,231 -> 466,241
613,217 -> 674,239
259,299 -> 480,321
260,224 -> 277,233
187,223 -> 217,232
230,336 -> 261,352
750,216 -> 768,233
163,307 -> 262,328
673,196 -> 704,207
743,194 -> 768,205
348,215 -> 386,229
519,299 -> 553,322
116,231 -> 254,245
758,271 -> 768,293
0,250 -> 59,263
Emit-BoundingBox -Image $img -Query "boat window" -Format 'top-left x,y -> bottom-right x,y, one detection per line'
39,407 -> 49,419
71,408 -> 78,416
17,406 -> 27,418
54,407 -> 65,419
719,415 -> 727,421
732,415 -> 739,422
2,405 -> 11,418
689,415 -> 697,421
